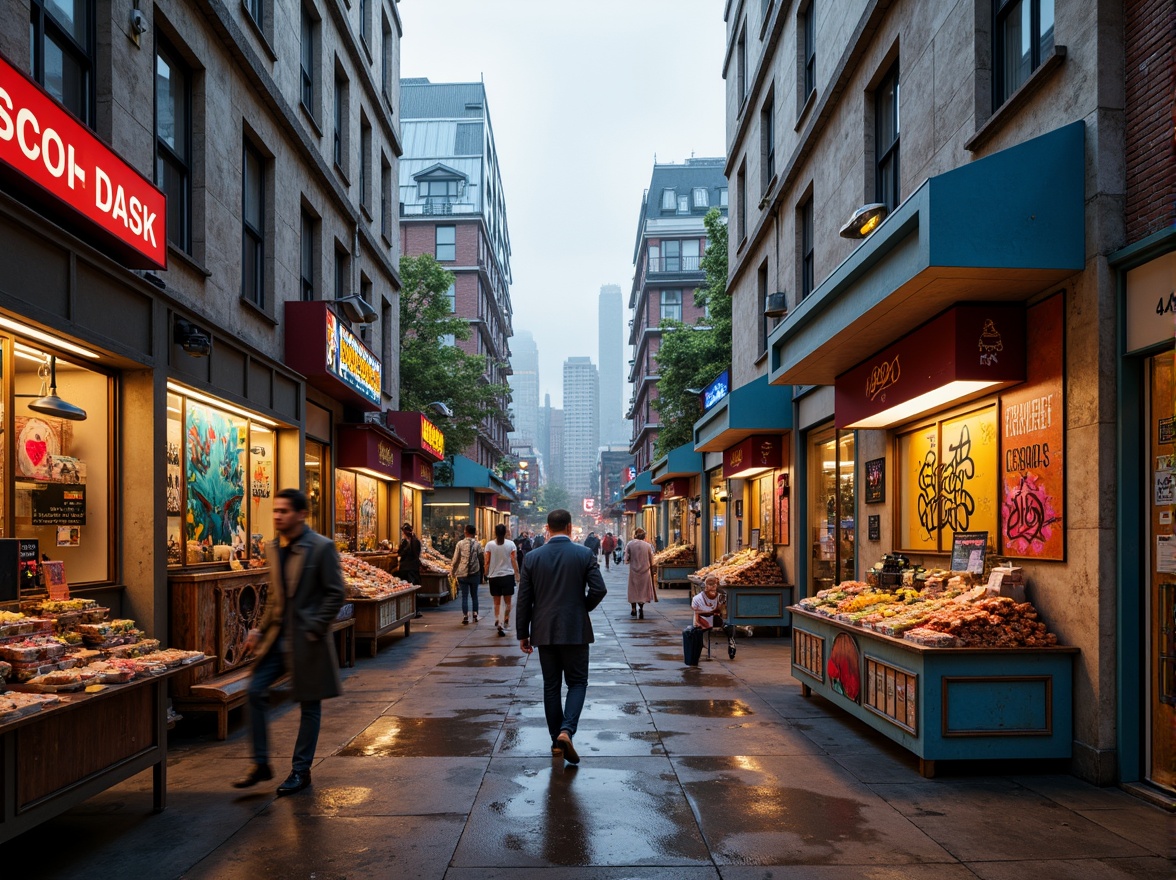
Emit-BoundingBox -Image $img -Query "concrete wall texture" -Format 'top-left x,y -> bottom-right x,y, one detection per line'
724,0 -> 1132,783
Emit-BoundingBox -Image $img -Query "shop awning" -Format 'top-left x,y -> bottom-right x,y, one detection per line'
723,434 -> 786,479
767,122 -> 1085,387
449,454 -> 517,502
401,453 -> 436,490
336,424 -> 404,480
693,374 -> 794,452
650,442 -> 704,485
622,470 -> 661,502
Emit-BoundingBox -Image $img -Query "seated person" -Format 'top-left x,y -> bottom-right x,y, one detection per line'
691,575 -> 726,630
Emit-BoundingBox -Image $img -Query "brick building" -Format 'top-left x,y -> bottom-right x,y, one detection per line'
627,158 -> 728,473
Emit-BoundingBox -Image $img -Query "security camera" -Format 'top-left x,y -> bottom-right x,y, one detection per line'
130,9 -> 147,36
174,319 -> 212,357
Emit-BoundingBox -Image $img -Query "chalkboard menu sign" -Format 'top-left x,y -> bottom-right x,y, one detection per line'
950,531 -> 989,575
31,484 -> 86,525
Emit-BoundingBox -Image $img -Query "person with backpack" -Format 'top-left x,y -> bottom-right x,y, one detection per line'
450,524 -> 483,625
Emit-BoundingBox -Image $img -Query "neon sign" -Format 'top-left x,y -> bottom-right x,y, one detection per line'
420,415 -> 445,459
325,310 -> 381,405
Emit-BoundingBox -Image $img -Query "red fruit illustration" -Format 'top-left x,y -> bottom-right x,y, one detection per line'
827,633 -> 862,703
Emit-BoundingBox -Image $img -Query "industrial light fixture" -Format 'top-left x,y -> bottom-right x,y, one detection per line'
174,319 -> 212,357
28,356 -> 87,421
839,203 -> 889,239
335,294 -> 379,324
764,291 -> 789,318
427,401 -> 453,418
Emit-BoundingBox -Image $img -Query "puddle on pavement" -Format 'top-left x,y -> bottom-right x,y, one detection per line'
339,710 -> 500,756
439,654 -> 526,668
512,701 -> 648,720
486,764 -> 707,865
647,699 -> 755,717
678,767 -> 877,862
642,675 -> 737,687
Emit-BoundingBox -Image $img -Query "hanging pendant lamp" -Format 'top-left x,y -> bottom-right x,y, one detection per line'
28,356 -> 87,421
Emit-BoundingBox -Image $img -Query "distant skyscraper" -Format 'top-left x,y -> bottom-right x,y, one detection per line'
562,357 -> 599,500
598,284 -> 626,445
509,330 -> 540,447
548,407 -> 564,489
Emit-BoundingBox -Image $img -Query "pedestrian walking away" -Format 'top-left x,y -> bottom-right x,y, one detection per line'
233,488 -> 345,796
485,523 -> 520,636
601,532 -> 616,571
516,508 -> 607,764
451,523 -> 482,624
583,531 -> 601,557
624,527 -> 657,619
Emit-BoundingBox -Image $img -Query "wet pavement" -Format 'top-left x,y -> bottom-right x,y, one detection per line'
4,564 -> 1172,879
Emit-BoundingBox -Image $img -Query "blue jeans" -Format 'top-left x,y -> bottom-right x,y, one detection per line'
248,647 -> 322,772
537,644 -> 590,740
459,576 -> 480,615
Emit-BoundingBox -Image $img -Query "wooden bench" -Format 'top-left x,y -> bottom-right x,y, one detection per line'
176,666 -> 277,741
330,617 -> 356,668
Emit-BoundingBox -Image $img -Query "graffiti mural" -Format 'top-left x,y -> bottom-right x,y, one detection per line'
185,403 -> 246,548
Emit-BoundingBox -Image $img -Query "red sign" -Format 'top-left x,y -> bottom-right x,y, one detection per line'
660,478 -> 690,499
401,453 -> 435,490
999,294 -> 1064,560
723,435 -> 784,478
284,301 -> 383,411
385,411 -> 445,461
835,304 -> 1026,429
624,465 -> 637,482
0,53 -> 166,268
582,498 -> 596,513
336,425 -> 402,479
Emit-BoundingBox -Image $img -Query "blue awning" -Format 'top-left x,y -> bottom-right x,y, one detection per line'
447,454 -> 518,501
650,442 -> 704,484
622,470 -> 658,500
693,374 -> 794,452
768,122 -> 1085,386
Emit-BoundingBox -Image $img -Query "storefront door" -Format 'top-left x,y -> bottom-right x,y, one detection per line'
808,426 -> 855,594
1145,351 -> 1175,792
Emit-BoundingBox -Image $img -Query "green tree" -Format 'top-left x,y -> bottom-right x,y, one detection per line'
532,483 -> 572,519
398,254 -> 511,468
652,208 -> 731,457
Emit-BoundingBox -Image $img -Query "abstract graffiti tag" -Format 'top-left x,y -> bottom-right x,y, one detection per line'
916,449 -> 938,542
939,423 -> 977,533
1002,471 -> 1060,552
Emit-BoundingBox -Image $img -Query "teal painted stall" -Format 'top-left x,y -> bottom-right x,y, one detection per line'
790,607 -> 1076,777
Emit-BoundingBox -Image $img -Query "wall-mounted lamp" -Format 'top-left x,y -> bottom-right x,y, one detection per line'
427,401 -> 453,418
839,203 -> 889,239
28,357 -> 87,421
764,291 -> 789,318
129,1 -> 147,46
174,319 -> 212,357
335,294 -> 378,324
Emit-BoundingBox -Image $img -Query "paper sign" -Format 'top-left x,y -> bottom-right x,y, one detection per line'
1158,535 -> 1176,574
1156,471 -> 1175,506
43,560 -> 68,599
950,531 -> 989,574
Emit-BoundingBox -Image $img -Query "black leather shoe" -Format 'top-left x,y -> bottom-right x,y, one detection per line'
231,763 -> 273,788
276,769 -> 312,796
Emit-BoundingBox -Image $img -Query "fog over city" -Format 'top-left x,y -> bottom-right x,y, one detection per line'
399,0 -> 727,407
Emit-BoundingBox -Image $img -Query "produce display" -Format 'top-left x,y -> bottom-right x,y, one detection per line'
341,554 -> 418,599
798,581 -> 1059,648
418,545 -> 452,576
653,543 -> 696,566
695,548 -> 785,586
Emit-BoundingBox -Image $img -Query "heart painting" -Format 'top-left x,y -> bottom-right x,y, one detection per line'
16,417 -> 65,480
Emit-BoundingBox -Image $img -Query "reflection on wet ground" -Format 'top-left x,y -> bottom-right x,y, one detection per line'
8,563 -> 1169,880
340,710 -> 503,757
647,699 -> 755,717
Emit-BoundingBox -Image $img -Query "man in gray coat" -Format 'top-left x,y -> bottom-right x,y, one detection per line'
517,508 -> 607,764
233,487 -> 345,795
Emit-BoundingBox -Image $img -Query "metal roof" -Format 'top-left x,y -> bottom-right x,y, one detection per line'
401,80 -> 488,121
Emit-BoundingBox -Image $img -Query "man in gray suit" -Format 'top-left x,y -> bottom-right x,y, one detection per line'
234,488 -> 345,795
517,508 -> 607,764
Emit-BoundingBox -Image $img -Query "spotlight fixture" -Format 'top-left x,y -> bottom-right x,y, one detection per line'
839,203 -> 889,239
335,294 -> 379,324
426,401 -> 453,419
174,319 -> 212,357
28,356 -> 87,421
764,291 -> 789,318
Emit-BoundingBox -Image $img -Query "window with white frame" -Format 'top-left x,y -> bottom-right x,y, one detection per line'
661,289 -> 682,322
693,187 -> 709,208
435,225 -> 456,261
661,188 -> 676,211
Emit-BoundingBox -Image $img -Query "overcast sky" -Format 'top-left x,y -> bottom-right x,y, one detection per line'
399,1 -> 728,408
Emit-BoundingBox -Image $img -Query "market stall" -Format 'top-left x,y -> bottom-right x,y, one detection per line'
341,554 -> 419,656
789,576 -> 1075,777
0,600 -> 208,842
653,542 -> 697,589
689,547 -> 794,627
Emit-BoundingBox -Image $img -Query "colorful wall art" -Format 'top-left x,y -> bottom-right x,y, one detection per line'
185,403 -> 246,548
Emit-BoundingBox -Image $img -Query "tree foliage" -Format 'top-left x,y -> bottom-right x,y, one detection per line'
398,254 -> 511,462
652,208 -> 731,457
532,483 -> 572,519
